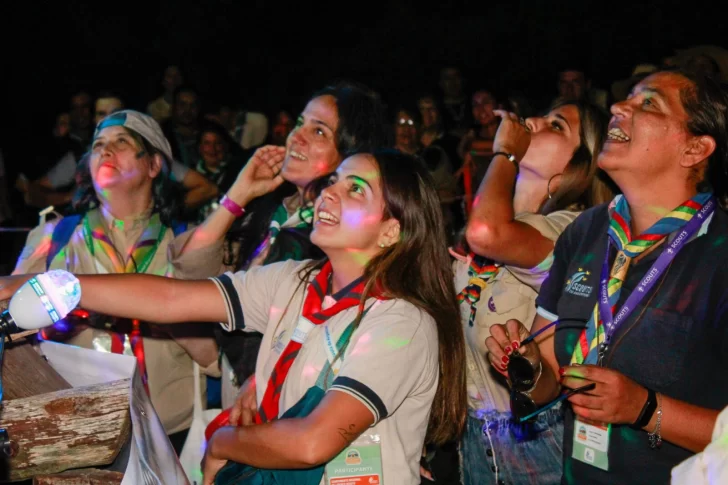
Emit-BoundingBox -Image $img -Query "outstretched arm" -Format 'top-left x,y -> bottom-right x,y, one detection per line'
75,274 -> 227,324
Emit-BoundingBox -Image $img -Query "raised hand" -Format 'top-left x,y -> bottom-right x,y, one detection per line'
227,145 -> 287,205
492,110 -> 531,163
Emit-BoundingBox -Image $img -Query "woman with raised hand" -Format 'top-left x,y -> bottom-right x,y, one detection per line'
456,100 -> 612,484
179,82 -> 392,406
1,149 -> 467,485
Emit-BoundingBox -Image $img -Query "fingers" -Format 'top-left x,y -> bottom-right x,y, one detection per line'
448,247 -> 468,262
493,109 -> 519,121
229,395 -> 244,426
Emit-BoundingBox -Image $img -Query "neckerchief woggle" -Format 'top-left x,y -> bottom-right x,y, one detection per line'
456,253 -> 499,327
572,192 -> 716,365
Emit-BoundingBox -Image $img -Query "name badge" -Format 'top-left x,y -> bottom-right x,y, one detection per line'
572,417 -> 610,471
325,434 -> 383,484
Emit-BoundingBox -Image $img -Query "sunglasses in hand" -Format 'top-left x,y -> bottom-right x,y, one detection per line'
507,317 -> 592,422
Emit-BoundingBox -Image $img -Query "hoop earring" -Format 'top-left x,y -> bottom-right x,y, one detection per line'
547,173 -> 562,200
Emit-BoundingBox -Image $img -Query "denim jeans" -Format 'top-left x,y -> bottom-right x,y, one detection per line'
460,403 -> 564,485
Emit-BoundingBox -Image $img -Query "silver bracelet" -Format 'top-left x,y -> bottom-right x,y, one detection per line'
648,393 -> 663,449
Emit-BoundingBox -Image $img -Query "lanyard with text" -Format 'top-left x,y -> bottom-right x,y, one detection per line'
596,197 -> 716,364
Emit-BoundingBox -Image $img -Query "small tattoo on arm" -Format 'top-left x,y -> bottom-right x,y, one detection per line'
337,423 -> 357,444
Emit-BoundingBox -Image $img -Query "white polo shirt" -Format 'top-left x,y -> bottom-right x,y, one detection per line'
210,259 -> 439,485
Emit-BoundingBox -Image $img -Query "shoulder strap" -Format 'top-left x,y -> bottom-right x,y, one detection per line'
46,214 -> 83,270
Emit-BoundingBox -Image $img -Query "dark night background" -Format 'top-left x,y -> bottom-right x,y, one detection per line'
2,0 -> 725,178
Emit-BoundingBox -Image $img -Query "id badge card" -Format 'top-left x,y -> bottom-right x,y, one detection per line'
325,433 -> 383,485
572,417 -> 610,471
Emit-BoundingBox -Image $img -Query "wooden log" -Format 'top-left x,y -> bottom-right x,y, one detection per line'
1,341 -> 72,400
32,469 -> 124,485
0,379 -> 131,482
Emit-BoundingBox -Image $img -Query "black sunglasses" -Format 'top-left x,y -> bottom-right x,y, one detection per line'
507,317 -> 590,422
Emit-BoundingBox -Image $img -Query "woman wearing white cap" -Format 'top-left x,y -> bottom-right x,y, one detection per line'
11,109 -> 220,453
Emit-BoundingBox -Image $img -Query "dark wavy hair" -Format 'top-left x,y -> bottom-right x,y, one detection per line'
299,150 -> 467,445
670,68 -> 728,205
313,81 -> 393,156
225,81 -> 392,270
70,127 -> 182,226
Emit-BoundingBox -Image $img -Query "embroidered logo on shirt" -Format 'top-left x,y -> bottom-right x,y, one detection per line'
488,296 -> 496,312
564,268 -> 594,298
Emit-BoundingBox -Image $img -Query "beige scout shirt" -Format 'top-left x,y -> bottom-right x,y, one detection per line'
13,206 -> 224,434
454,210 -> 579,414
210,259 -> 439,485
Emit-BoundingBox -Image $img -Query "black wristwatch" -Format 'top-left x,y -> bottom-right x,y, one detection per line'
631,387 -> 658,429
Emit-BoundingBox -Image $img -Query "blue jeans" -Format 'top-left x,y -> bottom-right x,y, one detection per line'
460,403 -> 564,485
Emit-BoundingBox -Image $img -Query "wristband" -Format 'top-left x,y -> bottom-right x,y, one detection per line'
631,387 -> 657,429
220,195 -> 245,218
493,151 -> 519,171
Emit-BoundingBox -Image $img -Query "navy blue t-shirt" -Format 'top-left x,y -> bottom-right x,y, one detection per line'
537,203 -> 728,485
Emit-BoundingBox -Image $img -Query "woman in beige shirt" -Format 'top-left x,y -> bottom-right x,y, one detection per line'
12,110 -> 220,452
455,100 -> 613,485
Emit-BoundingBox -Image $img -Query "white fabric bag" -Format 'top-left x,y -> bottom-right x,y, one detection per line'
179,362 -> 222,485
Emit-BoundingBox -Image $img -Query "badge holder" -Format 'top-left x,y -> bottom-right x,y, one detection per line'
325,432 -> 383,485
572,417 -> 611,471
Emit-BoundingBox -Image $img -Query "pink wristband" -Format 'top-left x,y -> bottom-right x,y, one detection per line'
220,195 -> 245,218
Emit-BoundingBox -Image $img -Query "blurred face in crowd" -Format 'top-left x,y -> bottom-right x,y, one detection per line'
173,91 -> 199,127
472,90 -> 497,127
418,97 -> 439,130
54,113 -> 71,138
70,92 -> 92,131
598,72 -> 696,184
395,110 -> 418,151
558,70 -> 588,101
163,66 -> 183,94
199,131 -> 227,170
283,95 -> 342,188
440,68 -> 463,100
90,126 -> 161,194
520,104 -> 582,182
95,97 -> 124,125
271,110 -> 294,146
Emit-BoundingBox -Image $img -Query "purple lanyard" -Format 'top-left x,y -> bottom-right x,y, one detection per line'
597,198 -> 716,358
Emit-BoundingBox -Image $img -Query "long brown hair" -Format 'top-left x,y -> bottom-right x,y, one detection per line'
540,100 -> 616,214
301,149 -> 467,444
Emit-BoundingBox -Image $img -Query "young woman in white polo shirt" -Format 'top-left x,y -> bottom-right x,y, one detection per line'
8,149 -> 467,484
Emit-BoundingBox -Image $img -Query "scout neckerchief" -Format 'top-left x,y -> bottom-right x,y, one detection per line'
456,253 -> 499,327
571,192 -> 716,365
83,209 -> 168,392
255,261 -> 378,424
268,201 -> 315,247
195,158 -> 229,188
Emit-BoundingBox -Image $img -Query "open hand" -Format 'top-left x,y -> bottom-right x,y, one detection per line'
227,145 -> 286,205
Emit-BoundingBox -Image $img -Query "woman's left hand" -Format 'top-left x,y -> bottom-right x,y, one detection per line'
561,364 -> 649,425
202,444 -> 228,485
